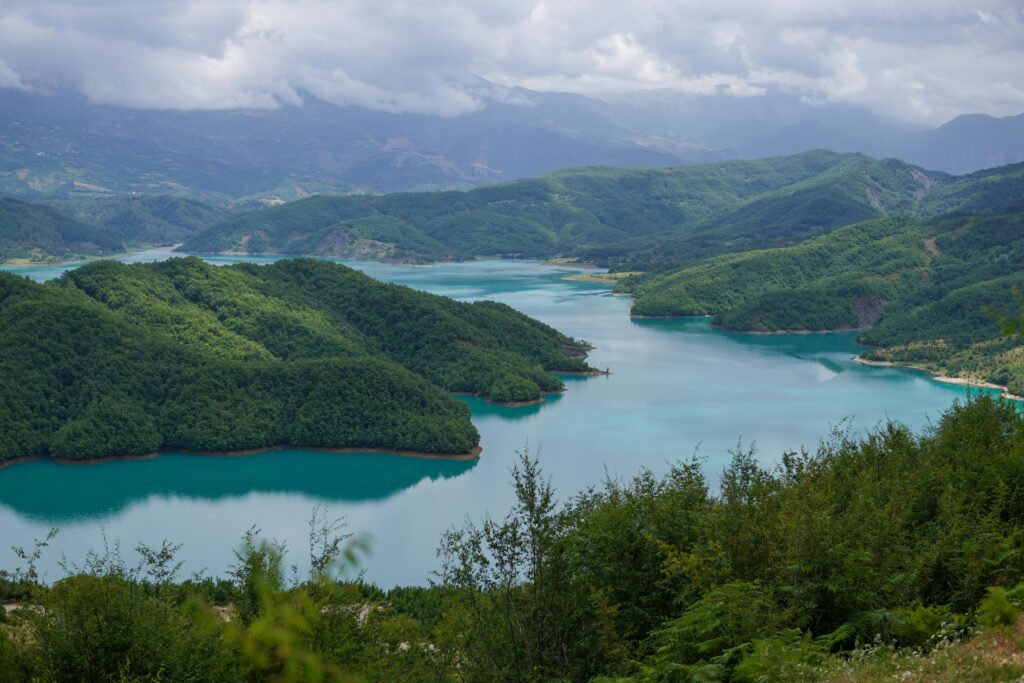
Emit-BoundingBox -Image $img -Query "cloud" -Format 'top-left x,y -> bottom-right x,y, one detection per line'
0,0 -> 1021,124
0,59 -> 27,90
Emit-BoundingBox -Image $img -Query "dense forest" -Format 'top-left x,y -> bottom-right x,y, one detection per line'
629,216 -> 928,328
0,195 -> 229,262
3,150 -> 1022,418
179,153 -> 1023,272
0,198 -> 121,261
43,195 -> 230,246
2,395 -> 1024,681
181,151 -> 945,264
0,257 -> 592,462
628,207 -> 1024,395
4,151 -> 1020,273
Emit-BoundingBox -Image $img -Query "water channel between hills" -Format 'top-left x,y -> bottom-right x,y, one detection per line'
0,252 -> 991,586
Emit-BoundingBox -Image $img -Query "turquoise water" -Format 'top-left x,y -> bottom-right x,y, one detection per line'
0,255 -> 989,586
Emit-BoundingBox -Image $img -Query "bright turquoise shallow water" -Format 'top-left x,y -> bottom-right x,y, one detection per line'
0,253 -> 990,585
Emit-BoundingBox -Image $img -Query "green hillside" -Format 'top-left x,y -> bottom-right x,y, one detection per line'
604,158 -> 1024,273
917,161 -> 1024,216
630,210 -> 1024,394
589,155 -> 941,270
45,195 -> 229,245
0,198 -> 121,261
630,216 -> 929,329
183,151 -> 1021,272
0,258 -> 592,462
858,211 -> 1024,393
184,151 -> 933,263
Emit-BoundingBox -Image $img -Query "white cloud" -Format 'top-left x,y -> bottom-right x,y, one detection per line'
0,0 -> 1021,124
0,59 -> 27,90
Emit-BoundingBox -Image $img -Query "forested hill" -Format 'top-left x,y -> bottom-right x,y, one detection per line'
630,216 -> 929,328
0,257 -> 592,463
0,195 -> 229,263
0,198 -> 121,261
181,151 -> 945,264
42,195 -> 230,246
630,209 -> 1024,395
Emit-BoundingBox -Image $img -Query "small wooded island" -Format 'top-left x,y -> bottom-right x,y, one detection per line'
0,257 -> 594,463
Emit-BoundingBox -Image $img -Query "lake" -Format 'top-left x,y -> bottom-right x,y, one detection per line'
0,253 -> 989,586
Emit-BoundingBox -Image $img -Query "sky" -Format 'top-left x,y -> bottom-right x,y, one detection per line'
0,0 -> 1021,125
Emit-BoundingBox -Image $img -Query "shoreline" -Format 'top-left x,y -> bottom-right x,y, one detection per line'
631,312 -> 866,335
452,387 -> 569,406
2,244 -> 180,269
629,308 -> 1022,401
726,325 -> 869,336
854,356 -> 1024,402
0,443 -> 483,471
540,257 -> 599,269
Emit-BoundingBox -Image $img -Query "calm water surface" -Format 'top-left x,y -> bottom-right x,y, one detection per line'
0,252 -> 989,585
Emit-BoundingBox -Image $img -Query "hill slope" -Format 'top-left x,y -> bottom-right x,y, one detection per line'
0,198 -> 121,261
184,151 -> 940,265
630,208 -> 1024,394
1,87 -> 1019,200
0,258 -> 592,462
630,216 -> 929,330
44,196 -> 230,245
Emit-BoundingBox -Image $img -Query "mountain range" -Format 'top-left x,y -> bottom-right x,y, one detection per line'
1,85 -> 1021,201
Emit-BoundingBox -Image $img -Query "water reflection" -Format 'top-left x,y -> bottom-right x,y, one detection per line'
0,450 -> 476,522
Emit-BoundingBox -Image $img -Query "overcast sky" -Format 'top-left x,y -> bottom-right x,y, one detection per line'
0,0 -> 1021,125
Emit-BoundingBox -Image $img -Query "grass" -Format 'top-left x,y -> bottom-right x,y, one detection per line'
820,619 -> 1024,682
562,271 -> 643,283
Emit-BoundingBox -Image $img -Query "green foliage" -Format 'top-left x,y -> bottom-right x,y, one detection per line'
438,453 -> 582,681
631,205 -> 1024,392
50,395 -> 162,460
436,395 -> 1024,681
489,373 -> 543,403
978,587 -> 1019,632
2,396 -> 1024,680
34,572 -> 232,682
732,630 -> 827,683
637,582 -> 777,680
891,605 -> 952,648
184,151 -> 936,265
0,257 -> 592,462
630,216 -> 926,327
44,195 -> 229,246
0,198 -> 121,260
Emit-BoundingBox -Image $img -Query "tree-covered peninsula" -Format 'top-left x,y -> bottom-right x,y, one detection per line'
627,208 -> 1024,396
0,257 -> 592,463
624,160 -> 1024,396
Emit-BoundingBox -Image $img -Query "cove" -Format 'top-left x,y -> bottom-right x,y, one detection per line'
0,254 -> 994,586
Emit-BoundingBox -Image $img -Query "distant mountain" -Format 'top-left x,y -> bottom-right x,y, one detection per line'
904,113 -> 1024,175
708,112 -> 1024,175
0,86 -> 1019,199
0,88 -> 680,200
0,198 -> 121,260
